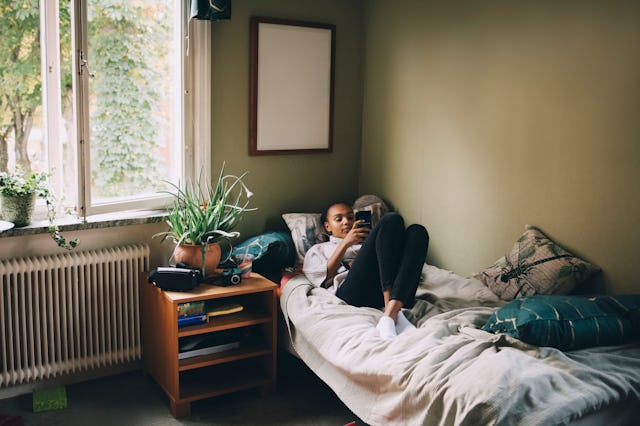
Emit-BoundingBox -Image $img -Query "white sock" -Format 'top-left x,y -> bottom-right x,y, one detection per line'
396,310 -> 416,334
376,316 -> 397,340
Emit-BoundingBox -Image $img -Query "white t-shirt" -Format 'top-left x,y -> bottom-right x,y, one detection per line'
303,236 -> 361,294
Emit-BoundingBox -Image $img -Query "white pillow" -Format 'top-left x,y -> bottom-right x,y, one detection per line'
282,213 -> 328,264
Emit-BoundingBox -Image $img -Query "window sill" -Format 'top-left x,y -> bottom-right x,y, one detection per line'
0,209 -> 168,239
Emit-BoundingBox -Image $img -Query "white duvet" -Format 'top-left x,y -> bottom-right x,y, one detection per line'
280,265 -> 640,426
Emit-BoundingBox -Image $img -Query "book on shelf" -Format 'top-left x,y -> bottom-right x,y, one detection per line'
177,313 -> 208,327
177,301 -> 205,317
178,330 -> 240,359
206,302 -> 243,318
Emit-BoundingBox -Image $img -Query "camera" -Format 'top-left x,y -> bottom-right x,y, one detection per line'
216,268 -> 242,286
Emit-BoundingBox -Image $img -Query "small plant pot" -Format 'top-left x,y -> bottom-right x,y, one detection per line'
0,193 -> 36,227
173,243 -> 221,277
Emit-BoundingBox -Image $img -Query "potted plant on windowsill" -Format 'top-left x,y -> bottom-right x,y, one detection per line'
0,169 -> 79,250
153,163 -> 255,277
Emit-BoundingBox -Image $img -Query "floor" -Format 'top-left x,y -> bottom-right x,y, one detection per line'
0,351 -> 364,426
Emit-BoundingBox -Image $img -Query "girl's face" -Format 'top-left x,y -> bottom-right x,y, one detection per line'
324,203 -> 355,238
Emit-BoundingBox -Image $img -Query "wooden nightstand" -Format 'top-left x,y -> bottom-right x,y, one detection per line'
140,272 -> 278,418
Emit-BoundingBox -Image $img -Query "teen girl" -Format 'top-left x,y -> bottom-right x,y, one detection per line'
303,202 -> 429,339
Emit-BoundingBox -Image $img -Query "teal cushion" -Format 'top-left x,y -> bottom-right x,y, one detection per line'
221,231 -> 296,275
482,295 -> 640,350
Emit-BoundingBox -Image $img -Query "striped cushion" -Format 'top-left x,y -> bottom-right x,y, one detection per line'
482,294 -> 640,350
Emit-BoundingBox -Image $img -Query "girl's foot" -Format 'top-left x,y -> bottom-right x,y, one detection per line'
396,310 -> 416,334
376,316 -> 397,340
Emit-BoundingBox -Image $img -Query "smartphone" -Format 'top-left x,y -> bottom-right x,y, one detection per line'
355,210 -> 372,229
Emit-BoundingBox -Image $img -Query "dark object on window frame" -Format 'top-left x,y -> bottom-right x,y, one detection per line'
191,0 -> 231,21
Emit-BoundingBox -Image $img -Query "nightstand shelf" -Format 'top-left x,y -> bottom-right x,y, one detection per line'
179,359 -> 271,400
177,311 -> 272,337
179,344 -> 271,371
141,272 -> 277,418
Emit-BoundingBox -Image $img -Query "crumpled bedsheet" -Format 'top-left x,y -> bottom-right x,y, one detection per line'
280,264 -> 640,426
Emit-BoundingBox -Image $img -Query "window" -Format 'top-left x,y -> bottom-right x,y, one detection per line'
0,0 -> 209,219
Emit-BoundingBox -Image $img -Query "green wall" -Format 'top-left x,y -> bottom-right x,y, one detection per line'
360,0 -> 640,294
208,0 -> 639,295
210,0 -> 364,236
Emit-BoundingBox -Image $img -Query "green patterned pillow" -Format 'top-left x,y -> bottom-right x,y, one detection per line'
473,225 -> 600,300
482,294 -> 640,350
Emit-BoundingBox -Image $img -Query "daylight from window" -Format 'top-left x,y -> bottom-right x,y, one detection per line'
0,0 -> 182,217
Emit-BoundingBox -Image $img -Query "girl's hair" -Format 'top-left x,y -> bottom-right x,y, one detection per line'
321,201 -> 352,224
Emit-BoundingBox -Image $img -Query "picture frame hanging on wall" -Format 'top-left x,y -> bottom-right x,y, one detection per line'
249,17 -> 336,155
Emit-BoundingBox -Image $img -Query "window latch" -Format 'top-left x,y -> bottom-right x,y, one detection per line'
79,50 -> 95,78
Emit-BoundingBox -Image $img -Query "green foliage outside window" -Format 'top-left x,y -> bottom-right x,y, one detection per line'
88,1 -> 170,197
0,0 -> 173,199
0,0 -> 43,172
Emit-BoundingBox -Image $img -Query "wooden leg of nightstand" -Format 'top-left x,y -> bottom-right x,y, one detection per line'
170,399 -> 191,418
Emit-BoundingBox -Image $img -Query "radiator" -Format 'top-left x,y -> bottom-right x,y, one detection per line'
0,243 -> 149,390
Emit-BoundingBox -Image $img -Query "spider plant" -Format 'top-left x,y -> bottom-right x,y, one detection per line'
154,163 -> 255,248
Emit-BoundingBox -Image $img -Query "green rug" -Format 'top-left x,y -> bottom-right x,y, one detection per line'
32,387 -> 67,412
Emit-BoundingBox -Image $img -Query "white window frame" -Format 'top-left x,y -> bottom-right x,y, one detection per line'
65,0 -> 210,217
40,0 -> 66,198
185,18 -> 212,187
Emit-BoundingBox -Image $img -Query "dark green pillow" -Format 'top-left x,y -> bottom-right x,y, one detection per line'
482,294 -> 640,351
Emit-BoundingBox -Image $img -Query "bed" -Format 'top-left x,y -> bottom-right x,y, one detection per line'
233,212 -> 640,425
279,263 -> 640,426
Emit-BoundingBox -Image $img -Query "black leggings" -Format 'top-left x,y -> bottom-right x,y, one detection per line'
336,212 -> 429,309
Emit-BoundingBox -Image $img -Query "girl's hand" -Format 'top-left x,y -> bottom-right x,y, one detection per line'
344,221 -> 370,245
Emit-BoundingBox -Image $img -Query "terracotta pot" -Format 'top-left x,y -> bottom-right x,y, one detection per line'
173,243 -> 221,277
